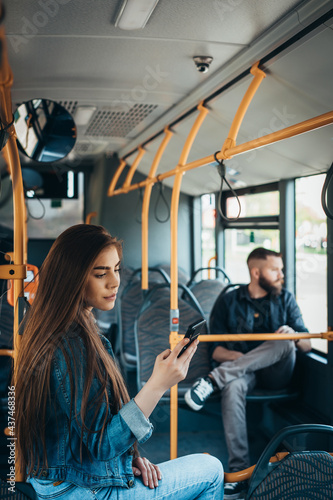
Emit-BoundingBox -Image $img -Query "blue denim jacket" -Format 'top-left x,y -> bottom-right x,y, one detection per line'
30,329 -> 153,489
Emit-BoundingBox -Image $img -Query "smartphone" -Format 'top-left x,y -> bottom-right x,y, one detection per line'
177,318 -> 206,358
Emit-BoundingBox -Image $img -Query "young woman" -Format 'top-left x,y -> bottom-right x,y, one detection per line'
15,224 -> 223,499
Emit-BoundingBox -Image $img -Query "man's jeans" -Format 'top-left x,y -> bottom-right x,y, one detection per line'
29,454 -> 224,499
211,340 -> 296,472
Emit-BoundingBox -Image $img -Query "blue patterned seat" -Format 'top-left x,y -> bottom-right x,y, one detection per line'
185,266 -> 231,326
246,424 -> 333,500
134,283 -> 212,397
119,267 -> 171,373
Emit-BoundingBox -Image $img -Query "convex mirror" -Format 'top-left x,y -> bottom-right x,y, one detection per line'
14,99 -> 76,162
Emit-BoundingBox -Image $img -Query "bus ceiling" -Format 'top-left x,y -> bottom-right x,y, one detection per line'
2,0 -> 333,196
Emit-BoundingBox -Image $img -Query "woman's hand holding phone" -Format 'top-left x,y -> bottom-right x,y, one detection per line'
150,336 -> 199,393
134,336 -> 199,418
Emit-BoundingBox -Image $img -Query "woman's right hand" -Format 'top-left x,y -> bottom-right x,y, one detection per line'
149,337 -> 199,394
134,337 -> 199,418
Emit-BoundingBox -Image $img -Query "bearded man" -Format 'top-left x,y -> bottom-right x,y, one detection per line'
184,247 -> 311,499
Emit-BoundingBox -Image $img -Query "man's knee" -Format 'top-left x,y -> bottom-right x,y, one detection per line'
223,376 -> 248,399
267,339 -> 295,357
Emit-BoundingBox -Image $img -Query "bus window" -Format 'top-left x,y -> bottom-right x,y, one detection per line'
226,190 -> 279,218
225,228 -> 280,282
223,186 -> 280,282
296,174 -> 327,354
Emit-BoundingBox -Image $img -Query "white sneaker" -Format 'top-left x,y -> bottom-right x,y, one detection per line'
184,377 -> 214,411
224,481 -> 248,499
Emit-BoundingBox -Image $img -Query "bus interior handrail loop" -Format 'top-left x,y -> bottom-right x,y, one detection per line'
214,152 -> 242,221
154,180 -> 170,223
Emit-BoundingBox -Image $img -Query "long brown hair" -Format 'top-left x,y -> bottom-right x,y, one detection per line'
15,224 -> 130,477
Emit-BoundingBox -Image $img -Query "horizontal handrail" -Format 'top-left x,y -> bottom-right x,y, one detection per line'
109,110 -> 333,197
0,349 -> 14,358
196,332 -> 333,342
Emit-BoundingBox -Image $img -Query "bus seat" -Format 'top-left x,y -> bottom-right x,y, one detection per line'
246,386 -> 299,403
228,424 -> 333,499
118,267 -> 171,374
186,279 -> 228,324
186,266 -> 231,289
134,282 -> 212,398
157,264 -> 190,285
0,477 -> 37,499
0,295 -> 14,416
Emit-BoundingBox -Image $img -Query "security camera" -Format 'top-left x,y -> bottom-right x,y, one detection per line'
193,56 -> 213,73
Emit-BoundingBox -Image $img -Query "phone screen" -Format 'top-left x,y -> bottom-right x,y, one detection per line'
177,318 -> 206,358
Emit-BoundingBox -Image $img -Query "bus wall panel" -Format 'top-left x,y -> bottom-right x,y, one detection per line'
86,155 -> 193,275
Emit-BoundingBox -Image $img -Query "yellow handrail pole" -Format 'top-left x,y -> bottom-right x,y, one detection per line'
85,211 -> 98,224
207,255 -> 217,279
24,204 -> 28,264
2,146 -> 27,264
0,13 -> 26,481
0,349 -> 14,358
0,23 -> 26,348
221,62 -> 266,157
196,332 -> 333,342
122,146 -> 146,190
110,110 -> 333,197
107,158 -> 127,196
170,103 -> 209,460
141,128 -> 173,290
223,110 -> 333,159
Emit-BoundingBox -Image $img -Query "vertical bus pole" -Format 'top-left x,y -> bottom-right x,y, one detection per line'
170,103 -> 209,459
0,19 -> 26,363
0,12 -> 27,481
141,128 -> 173,290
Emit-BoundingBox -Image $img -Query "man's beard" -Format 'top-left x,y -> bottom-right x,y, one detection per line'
258,275 -> 283,296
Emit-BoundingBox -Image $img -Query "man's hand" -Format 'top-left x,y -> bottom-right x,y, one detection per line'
276,325 -> 312,353
275,325 -> 295,334
212,345 -> 244,363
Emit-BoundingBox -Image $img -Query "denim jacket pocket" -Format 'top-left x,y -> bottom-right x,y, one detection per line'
29,477 -> 76,499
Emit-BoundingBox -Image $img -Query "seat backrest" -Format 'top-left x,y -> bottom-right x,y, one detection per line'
188,279 -> 227,325
247,424 -> 333,500
184,267 -> 232,326
186,266 -> 231,288
0,477 -> 37,499
119,267 -> 171,370
135,283 -> 212,396
157,264 -> 190,285
248,451 -> 333,499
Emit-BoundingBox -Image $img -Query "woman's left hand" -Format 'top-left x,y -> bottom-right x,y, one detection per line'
132,456 -> 162,488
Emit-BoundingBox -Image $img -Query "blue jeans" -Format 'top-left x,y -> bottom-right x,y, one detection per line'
29,454 -> 224,499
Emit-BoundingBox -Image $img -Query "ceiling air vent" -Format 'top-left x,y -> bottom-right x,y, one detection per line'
85,103 -> 158,138
58,100 -> 78,116
73,141 -> 107,156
